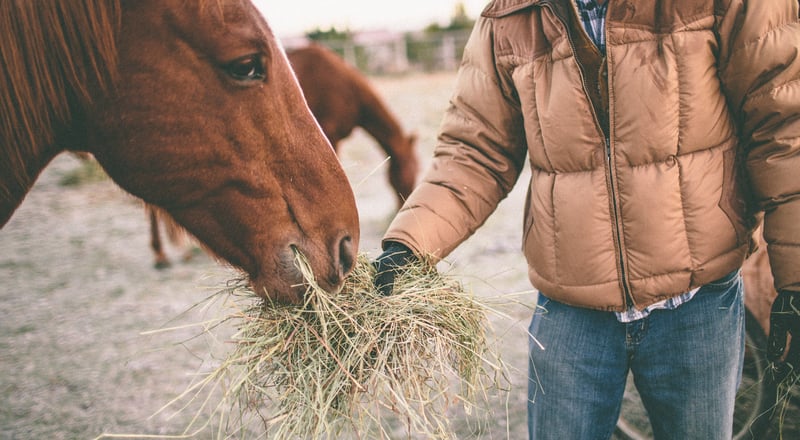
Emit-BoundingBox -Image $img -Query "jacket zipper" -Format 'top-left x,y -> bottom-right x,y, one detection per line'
543,0 -> 634,308
605,136 -> 633,308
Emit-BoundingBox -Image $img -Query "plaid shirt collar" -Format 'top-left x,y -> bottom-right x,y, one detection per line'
574,0 -> 609,54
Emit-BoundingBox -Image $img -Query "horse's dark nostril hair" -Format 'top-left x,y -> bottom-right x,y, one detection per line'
338,235 -> 356,277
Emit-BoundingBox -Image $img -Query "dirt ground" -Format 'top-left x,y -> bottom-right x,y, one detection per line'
0,72 -> 536,439
1,71 -> 796,440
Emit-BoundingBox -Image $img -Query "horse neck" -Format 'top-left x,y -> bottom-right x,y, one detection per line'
355,86 -> 407,156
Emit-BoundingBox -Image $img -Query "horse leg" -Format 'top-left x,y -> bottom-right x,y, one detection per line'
148,206 -> 171,269
156,206 -> 200,263
178,232 -> 202,263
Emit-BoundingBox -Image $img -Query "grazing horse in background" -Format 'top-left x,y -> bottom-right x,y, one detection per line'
287,43 -> 420,209
0,0 -> 360,303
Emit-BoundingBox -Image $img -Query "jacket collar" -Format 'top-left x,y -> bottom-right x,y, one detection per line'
482,0 -> 539,18
482,0 -> 576,19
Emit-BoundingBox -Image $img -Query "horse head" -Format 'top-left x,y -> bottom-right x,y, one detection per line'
0,0 -> 360,303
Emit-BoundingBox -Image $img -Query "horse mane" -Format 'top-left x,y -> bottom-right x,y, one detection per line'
0,0 -> 121,197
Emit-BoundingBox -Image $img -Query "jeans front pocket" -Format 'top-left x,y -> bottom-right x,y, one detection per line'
697,269 -> 742,311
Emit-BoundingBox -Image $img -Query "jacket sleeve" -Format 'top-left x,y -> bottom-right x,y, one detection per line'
717,0 -> 800,291
382,14 -> 528,261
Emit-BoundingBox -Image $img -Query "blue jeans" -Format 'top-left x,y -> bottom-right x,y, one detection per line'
527,270 -> 744,440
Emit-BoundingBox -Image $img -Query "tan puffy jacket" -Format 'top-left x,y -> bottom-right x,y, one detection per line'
383,0 -> 800,311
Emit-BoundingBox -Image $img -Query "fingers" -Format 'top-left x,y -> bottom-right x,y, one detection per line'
769,332 -> 800,384
374,269 -> 396,296
786,335 -> 800,368
372,254 -> 399,295
768,316 -> 789,362
769,294 -> 793,362
372,242 -> 416,296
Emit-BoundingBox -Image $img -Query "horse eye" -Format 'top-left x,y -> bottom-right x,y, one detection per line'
225,55 -> 266,81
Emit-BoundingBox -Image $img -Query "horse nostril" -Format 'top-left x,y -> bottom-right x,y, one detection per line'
338,235 -> 356,278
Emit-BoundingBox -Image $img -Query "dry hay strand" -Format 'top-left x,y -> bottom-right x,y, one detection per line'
166,252 -> 509,439
769,363 -> 800,438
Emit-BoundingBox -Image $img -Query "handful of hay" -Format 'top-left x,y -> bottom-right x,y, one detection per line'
174,253 -> 506,439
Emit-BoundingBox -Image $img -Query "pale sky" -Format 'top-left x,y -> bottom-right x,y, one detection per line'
252,1 -> 490,37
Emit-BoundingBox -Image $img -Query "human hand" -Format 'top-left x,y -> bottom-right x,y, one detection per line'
767,290 -> 800,379
373,242 -> 417,296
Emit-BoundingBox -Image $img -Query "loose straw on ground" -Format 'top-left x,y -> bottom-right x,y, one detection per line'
155,252 -> 510,439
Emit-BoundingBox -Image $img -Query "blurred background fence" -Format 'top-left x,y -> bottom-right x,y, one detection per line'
282,28 -> 472,74
278,1 -> 476,75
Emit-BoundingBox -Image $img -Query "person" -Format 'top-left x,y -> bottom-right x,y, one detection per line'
373,0 -> 800,438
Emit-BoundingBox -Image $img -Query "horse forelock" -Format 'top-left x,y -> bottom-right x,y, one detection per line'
0,0 -> 121,197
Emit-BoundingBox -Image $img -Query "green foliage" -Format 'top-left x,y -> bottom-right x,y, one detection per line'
306,26 -> 352,42
301,2 -> 476,74
425,1 -> 475,33
59,157 -> 108,187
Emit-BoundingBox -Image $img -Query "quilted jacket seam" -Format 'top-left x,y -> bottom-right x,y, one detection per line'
726,19 -> 790,61
747,76 -> 800,102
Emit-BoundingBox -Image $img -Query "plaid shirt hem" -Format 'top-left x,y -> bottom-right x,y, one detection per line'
615,289 -> 699,322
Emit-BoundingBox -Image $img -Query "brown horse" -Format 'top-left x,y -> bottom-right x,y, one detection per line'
0,0 -> 359,303
287,43 -> 419,208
